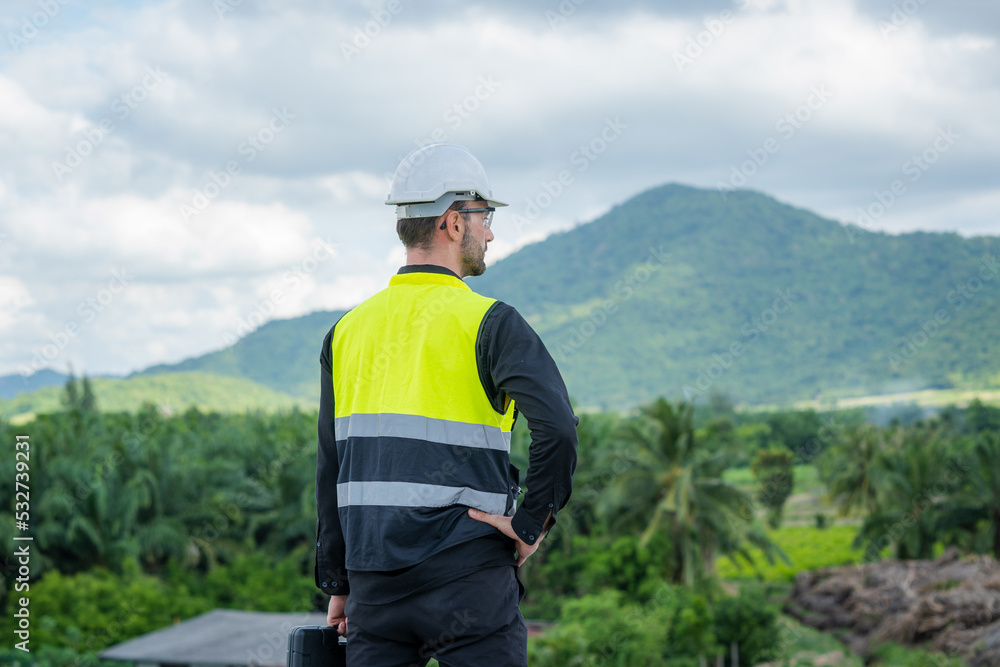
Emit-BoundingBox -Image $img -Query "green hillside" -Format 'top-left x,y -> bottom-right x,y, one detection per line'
0,371 -> 309,422
128,184 -> 1000,410
469,184 -> 1000,408
138,310 -> 346,400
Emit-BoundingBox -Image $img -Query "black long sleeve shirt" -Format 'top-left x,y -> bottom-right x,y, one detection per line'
315,264 -> 578,598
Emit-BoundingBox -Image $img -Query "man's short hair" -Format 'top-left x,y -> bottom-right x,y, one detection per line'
396,199 -> 471,250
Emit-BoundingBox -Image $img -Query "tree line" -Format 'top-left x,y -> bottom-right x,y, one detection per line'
1,376 -> 998,665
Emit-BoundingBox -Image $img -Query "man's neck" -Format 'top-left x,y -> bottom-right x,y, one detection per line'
397,264 -> 462,279
405,249 -> 463,278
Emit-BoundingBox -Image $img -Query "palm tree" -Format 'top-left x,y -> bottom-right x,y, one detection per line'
129,427 -> 240,572
37,436 -> 147,572
854,426 -> 958,561
602,398 -> 783,586
936,431 -> 1000,558
555,411 -> 622,540
969,432 -> 1000,558
819,423 -> 887,516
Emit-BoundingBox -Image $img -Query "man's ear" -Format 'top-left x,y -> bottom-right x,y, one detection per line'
440,210 -> 463,240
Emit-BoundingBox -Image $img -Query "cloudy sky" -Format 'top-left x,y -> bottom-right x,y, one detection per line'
1,0 -> 997,380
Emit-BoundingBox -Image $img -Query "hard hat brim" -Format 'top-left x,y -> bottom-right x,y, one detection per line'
393,191 -> 507,220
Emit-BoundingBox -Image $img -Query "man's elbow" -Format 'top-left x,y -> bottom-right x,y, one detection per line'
557,420 -> 579,451
554,423 -> 579,475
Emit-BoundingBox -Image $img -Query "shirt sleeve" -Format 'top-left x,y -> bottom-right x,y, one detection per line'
316,324 -> 350,595
478,302 -> 579,546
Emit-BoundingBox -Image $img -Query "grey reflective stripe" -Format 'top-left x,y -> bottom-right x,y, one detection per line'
335,413 -> 511,451
337,481 -> 508,515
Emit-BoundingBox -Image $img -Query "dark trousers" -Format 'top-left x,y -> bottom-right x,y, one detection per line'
345,565 -> 527,666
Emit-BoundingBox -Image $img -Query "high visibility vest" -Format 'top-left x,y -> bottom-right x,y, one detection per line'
332,270 -> 518,571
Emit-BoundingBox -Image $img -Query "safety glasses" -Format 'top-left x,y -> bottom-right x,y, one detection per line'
460,207 -> 495,229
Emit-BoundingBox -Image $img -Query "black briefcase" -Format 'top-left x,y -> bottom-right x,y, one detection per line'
287,625 -> 347,666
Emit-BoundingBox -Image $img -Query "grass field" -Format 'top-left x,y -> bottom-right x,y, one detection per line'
717,525 -> 862,582
789,387 -> 1000,411
718,464 -> 864,581
723,464 -> 846,528
0,371 -> 312,423
723,464 -> 820,495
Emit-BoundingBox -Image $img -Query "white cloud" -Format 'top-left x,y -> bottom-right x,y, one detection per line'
8,192 -> 314,276
320,171 -> 388,205
0,276 -> 34,331
0,0 -> 998,376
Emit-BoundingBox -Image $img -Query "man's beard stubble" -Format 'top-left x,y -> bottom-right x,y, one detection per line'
460,225 -> 487,277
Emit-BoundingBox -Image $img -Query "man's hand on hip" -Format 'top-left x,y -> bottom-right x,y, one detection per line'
467,508 -> 543,566
327,595 -> 348,636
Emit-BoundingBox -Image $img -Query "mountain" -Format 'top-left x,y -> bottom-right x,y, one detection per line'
116,183 -> 1000,410
0,368 -> 67,400
1,369 -> 128,401
0,368 -> 67,399
467,184 -> 1000,407
138,310 -> 346,400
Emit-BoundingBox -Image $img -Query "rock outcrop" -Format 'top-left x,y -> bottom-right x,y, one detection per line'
785,548 -> 1000,666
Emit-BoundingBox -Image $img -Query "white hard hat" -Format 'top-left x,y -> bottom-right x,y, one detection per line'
386,142 -> 507,220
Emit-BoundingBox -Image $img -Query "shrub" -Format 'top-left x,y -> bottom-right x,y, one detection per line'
527,582 -> 782,666
752,448 -> 795,529
868,642 -> 968,667
0,551 -> 317,661
528,586 -> 714,666
711,585 -> 780,666
0,558 -> 211,656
